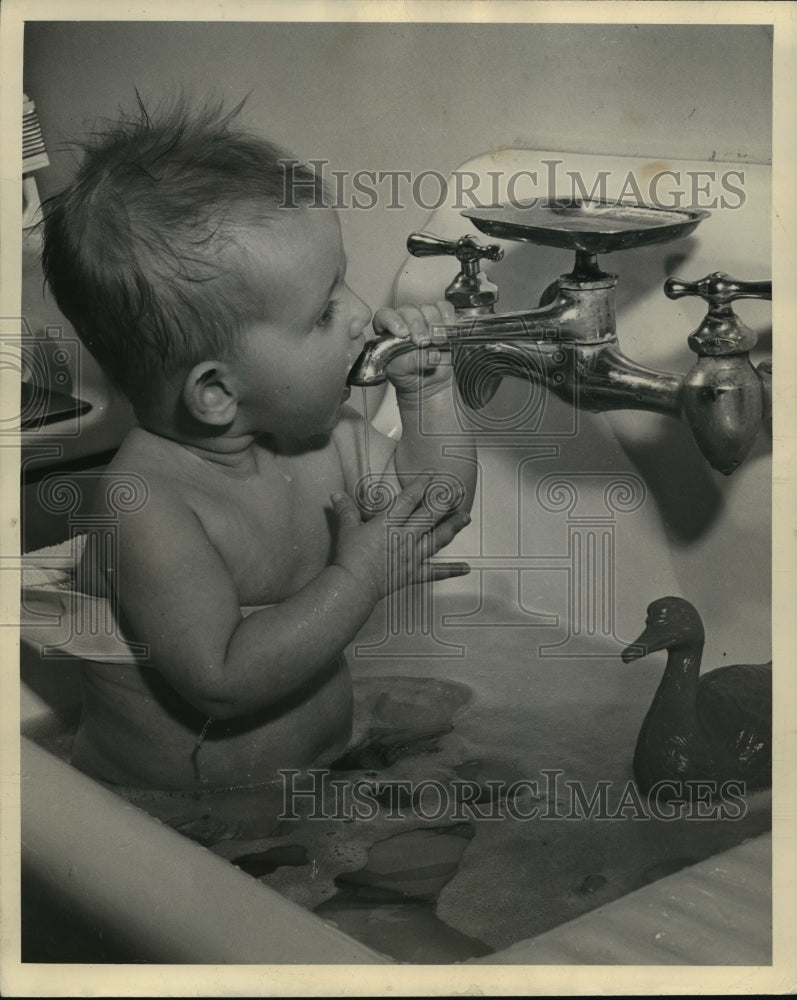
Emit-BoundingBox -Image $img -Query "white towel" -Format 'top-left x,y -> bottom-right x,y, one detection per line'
21,535 -> 140,664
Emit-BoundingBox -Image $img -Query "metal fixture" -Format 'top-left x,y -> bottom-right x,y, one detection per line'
348,199 -> 771,475
22,93 -> 49,229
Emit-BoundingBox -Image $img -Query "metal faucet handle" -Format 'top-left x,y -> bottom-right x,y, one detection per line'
664,272 -> 772,309
407,232 -> 504,265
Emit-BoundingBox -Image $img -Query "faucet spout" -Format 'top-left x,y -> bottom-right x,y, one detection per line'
347,317 -> 533,387
347,275 -> 617,387
348,334 -> 427,387
348,229 -> 771,477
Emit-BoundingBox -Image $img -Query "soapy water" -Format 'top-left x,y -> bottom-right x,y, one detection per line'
201,670 -> 771,963
207,675 -> 499,961
25,663 -> 772,963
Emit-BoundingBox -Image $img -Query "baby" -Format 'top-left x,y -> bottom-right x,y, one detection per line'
41,101 -> 476,802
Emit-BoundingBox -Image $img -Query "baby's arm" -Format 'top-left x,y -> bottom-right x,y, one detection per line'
358,300 -> 477,515
113,470 -> 468,720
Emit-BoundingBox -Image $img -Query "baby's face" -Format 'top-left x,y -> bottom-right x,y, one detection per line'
235,207 -> 372,442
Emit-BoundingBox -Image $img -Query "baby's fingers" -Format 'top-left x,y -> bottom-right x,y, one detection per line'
419,303 -> 455,341
421,509 -> 471,556
330,491 -> 363,529
372,306 -> 411,340
388,304 -> 448,349
387,470 -> 438,521
372,302 -> 454,345
401,478 -> 467,531
419,560 -> 471,583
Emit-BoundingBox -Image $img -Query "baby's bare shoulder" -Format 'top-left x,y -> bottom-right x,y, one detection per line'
93,429 -> 211,548
105,427 -> 200,496
77,430 -> 207,596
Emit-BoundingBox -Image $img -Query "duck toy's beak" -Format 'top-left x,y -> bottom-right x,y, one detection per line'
621,620 -> 678,663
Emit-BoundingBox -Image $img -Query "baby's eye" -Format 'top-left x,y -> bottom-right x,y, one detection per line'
316,300 -> 339,328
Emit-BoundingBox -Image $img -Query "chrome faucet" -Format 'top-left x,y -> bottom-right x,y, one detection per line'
347,201 -> 772,475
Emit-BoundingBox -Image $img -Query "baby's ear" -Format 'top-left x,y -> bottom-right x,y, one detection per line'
182,361 -> 239,426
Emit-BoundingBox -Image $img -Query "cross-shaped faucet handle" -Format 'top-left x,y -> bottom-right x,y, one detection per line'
407,232 -> 504,266
664,272 -> 771,309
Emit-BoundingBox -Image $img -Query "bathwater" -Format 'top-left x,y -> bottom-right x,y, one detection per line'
21,590 -> 772,964
204,593 -> 771,964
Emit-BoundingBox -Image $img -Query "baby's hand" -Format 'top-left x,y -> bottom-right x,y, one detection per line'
330,471 -> 470,601
372,300 -> 456,397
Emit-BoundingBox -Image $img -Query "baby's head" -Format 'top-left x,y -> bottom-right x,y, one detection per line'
42,98 -> 367,433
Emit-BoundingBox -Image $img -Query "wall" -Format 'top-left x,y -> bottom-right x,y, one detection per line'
394,147 -> 772,667
23,20 -> 772,312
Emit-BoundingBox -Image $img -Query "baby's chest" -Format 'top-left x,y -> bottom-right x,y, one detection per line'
194,455 -> 346,605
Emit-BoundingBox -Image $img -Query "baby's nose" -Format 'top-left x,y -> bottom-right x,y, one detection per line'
350,292 -> 372,337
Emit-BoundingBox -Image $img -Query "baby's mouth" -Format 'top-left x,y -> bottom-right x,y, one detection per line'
344,355 -> 362,393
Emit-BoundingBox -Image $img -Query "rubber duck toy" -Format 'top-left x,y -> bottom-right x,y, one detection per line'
622,596 -> 772,796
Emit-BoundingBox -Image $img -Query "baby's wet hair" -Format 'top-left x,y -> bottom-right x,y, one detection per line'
41,95 -> 325,410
